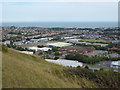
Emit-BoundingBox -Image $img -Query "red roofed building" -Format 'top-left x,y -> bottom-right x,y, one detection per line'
58,46 -> 95,54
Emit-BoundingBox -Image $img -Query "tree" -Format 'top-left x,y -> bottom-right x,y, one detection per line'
75,54 -> 85,61
100,68 -> 104,71
6,44 -> 11,48
16,46 -> 25,51
33,50 -> 36,54
65,54 -> 75,60
54,52 -> 60,56
37,45 -> 44,48
2,45 -> 8,53
54,56 -> 59,60
85,65 -> 89,69
77,66 -> 80,68
65,54 -> 109,64
52,47 -> 58,52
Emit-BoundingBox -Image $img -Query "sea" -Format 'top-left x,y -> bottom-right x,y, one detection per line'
2,22 -> 118,28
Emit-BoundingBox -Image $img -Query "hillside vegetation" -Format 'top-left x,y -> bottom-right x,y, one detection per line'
2,45 -> 119,88
2,46 -> 96,88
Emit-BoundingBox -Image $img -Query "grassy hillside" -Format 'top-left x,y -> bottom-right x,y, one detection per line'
2,46 -> 97,88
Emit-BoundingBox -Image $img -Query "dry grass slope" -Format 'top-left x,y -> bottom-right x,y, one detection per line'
2,47 -> 97,88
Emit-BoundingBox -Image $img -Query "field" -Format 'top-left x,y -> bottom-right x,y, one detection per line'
79,39 -> 108,43
69,39 -> 109,43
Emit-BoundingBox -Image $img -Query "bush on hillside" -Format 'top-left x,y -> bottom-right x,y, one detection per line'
2,45 -> 8,53
63,68 -> 120,88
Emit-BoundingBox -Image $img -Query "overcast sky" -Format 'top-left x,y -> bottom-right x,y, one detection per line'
1,0 -> 118,22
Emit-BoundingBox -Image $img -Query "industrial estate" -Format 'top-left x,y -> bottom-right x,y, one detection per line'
1,26 -> 120,72
1,0 -> 120,88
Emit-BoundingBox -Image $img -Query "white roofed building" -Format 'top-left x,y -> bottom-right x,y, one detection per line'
46,42 -> 72,47
45,59 -> 83,67
3,41 -> 10,45
28,47 -> 52,51
19,51 -> 33,55
110,61 -> 120,69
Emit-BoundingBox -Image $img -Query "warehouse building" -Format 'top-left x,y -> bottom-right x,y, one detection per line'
45,59 -> 83,67
110,61 -> 120,69
46,42 -> 72,47
28,47 -> 52,51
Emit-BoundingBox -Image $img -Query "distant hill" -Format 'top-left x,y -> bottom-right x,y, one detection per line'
2,46 -> 119,88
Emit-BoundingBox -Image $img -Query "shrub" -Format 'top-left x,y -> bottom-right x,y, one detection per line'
85,65 -> 89,69
2,45 -> 8,53
63,68 -> 120,88
54,56 -> 59,60
37,45 -> 44,48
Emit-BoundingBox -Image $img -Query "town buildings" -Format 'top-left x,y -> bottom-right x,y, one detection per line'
58,46 -> 95,54
110,61 -> 120,69
1,26 -> 120,71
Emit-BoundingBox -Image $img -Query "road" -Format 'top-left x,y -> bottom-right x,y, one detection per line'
85,61 -> 111,70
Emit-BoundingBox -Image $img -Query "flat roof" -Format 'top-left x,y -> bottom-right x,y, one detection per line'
28,47 -> 51,51
45,59 -> 83,67
111,61 -> 120,66
47,42 -> 72,47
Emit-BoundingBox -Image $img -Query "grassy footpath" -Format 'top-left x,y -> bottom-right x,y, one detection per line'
2,46 -> 97,88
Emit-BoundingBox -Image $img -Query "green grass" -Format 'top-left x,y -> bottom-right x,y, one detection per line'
79,39 -> 108,43
2,47 -> 97,88
69,39 -> 108,43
